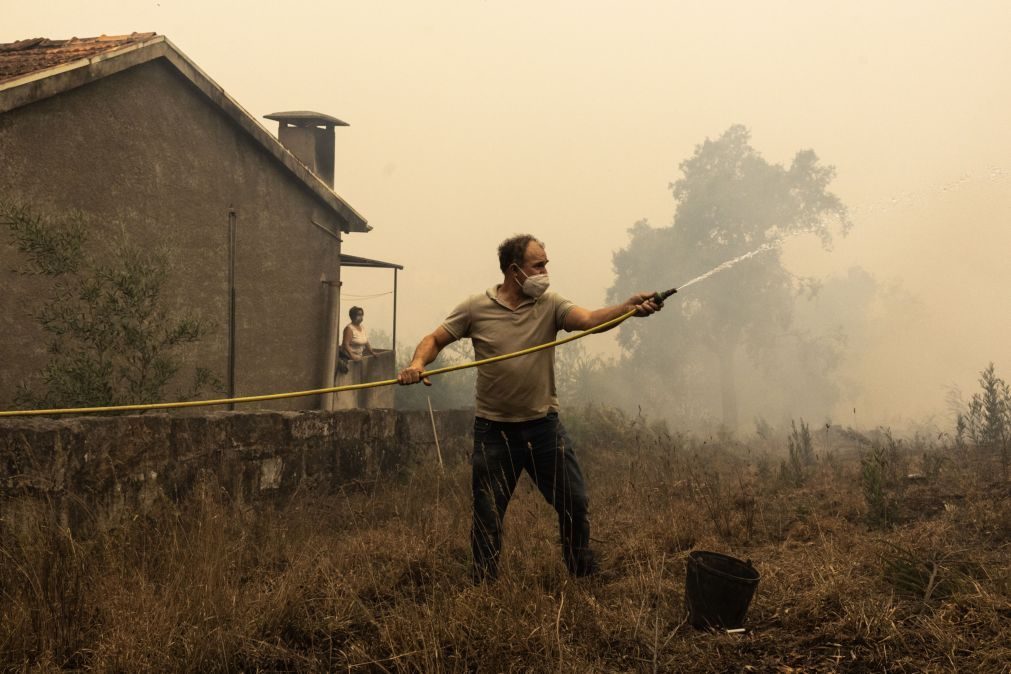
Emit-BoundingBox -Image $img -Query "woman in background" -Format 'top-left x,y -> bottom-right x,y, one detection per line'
341,305 -> 375,362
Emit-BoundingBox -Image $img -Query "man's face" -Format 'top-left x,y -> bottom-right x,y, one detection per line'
516,241 -> 549,280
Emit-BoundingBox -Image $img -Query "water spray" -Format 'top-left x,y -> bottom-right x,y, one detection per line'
651,241 -> 780,305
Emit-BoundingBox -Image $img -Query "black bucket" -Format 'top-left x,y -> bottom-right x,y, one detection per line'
684,550 -> 760,630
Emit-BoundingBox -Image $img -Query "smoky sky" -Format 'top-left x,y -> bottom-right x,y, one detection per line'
5,1 -> 1010,427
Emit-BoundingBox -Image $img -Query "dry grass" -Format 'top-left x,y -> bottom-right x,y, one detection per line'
2,408 -> 1010,672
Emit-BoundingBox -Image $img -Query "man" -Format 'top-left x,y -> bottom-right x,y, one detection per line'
398,234 -> 662,581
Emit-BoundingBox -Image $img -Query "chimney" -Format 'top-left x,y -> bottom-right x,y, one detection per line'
264,111 -> 348,188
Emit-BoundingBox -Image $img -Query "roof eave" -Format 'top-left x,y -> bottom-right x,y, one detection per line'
340,253 -> 404,270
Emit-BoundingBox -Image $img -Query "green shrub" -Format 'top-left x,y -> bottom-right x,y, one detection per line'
861,443 -> 893,527
1,199 -> 221,409
780,418 -> 814,486
956,363 -> 1010,480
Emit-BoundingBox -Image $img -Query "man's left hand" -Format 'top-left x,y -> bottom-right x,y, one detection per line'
629,292 -> 663,317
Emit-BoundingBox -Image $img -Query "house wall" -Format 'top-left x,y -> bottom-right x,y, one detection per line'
0,58 -> 345,410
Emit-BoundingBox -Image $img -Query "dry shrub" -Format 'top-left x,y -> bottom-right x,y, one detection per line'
0,497 -> 98,669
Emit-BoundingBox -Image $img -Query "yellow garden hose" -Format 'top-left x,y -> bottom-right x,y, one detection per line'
0,308 -> 639,418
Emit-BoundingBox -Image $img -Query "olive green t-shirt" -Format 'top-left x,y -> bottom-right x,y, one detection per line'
441,287 -> 575,422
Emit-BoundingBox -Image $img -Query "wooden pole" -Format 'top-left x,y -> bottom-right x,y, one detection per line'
427,396 -> 444,469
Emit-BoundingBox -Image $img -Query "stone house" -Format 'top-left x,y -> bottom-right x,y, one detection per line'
0,33 -> 395,411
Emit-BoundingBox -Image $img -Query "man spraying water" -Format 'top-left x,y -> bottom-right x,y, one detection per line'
398,234 -> 663,582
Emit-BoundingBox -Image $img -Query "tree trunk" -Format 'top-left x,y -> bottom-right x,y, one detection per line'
718,344 -> 738,432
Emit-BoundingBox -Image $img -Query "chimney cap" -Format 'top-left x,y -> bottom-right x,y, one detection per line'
264,111 -> 349,128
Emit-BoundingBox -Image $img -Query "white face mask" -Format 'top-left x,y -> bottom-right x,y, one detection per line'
515,266 -> 550,298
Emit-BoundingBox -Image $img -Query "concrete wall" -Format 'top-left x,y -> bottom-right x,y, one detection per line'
0,57 -> 349,411
0,409 -> 473,530
333,350 -> 397,410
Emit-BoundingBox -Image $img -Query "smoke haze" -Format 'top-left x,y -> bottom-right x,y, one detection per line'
5,1 -> 1010,428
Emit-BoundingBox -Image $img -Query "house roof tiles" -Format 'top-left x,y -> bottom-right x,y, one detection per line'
0,33 -> 157,84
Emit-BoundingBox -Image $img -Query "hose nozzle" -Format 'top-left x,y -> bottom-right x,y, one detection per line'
652,287 -> 677,305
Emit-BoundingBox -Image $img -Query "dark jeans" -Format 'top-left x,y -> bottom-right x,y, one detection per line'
471,412 -> 596,581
